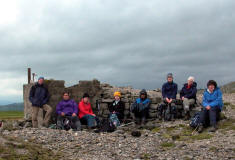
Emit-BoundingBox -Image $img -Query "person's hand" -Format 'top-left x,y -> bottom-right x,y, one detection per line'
169,99 -> 173,103
92,114 -> 96,117
166,98 -> 170,103
72,113 -> 77,117
206,106 -> 211,110
182,97 -> 184,101
61,112 -> 65,116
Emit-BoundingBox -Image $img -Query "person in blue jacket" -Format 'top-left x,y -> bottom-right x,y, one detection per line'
158,73 -> 178,121
198,80 -> 223,133
131,89 -> 151,126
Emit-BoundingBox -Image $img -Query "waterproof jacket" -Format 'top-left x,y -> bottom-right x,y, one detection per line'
29,83 -> 49,107
78,100 -> 94,119
162,82 -> 178,99
131,98 -> 151,113
202,87 -> 223,110
108,100 -> 125,121
180,82 -> 197,100
56,99 -> 78,116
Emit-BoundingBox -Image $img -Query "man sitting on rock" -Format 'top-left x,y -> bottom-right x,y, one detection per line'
131,89 -> 151,126
78,93 -> 99,129
29,77 -> 52,128
108,91 -> 125,127
198,80 -> 223,133
180,76 -> 197,120
56,92 -> 81,131
158,73 -> 178,121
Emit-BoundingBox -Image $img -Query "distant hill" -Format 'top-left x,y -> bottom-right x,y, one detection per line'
221,81 -> 235,93
0,102 -> 24,111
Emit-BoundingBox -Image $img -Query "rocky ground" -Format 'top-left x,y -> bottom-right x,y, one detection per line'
0,93 -> 235,160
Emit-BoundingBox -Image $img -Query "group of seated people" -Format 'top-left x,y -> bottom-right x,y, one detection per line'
29,74 -> 223,133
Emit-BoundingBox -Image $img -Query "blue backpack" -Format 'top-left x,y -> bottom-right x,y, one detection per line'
190,112 -> 201,128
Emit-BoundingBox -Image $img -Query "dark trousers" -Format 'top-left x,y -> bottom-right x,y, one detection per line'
199,107 -> 221,127
133,108 -> 149,121
158,100 -> 176,120
81,115 -> 99,127
57,115 -> 81,130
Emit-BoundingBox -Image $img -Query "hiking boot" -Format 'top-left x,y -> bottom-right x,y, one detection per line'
198,124 -> 204,133
140,118 -> 146,127
184,112 -> 190,121
209,125 -> 217,132
171,114 -> 175,121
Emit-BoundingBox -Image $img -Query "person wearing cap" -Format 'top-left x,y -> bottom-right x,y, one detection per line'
29,77 -> 52,128
180,76 -> 197,120
198,80 -> 223,133
130,89 -> 151,126
56,92 -> 81,131
108,91 -> 125,126
158,73 -> 178,121
78,93 -> 98,128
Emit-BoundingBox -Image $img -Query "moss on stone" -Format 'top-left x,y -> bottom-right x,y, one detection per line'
160,142 -> 175,148
151,127 -> 161,133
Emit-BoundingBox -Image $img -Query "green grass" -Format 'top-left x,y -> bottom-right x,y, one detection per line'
151,127 -> 161,133
0,111 -> 24,120
160,142 -> 175,148
218,118 -> 235,130
190,132 -> 213,140
0,136 -> 63,160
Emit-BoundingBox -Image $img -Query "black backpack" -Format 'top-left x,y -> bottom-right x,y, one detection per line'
63,118 -> 72,131
98,119 -> 116,132
190,112 -> 201,128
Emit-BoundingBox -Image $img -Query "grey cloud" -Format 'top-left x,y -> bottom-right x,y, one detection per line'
0,0 -> 235,103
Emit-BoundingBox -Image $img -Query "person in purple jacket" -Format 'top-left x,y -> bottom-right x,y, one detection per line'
56,92 -> 81,131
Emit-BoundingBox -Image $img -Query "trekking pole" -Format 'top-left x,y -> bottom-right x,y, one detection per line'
192,125 -> 199,135
119,122 -> 135,128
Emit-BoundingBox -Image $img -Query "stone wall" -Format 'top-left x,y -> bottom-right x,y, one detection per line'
23,79 -> 162,125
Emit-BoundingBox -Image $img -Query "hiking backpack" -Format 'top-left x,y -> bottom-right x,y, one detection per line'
190,112 -> 201,128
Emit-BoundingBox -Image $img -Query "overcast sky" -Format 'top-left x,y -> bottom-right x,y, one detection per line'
0,0 -> 234,104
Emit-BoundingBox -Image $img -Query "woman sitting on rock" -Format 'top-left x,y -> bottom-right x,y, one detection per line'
180,76 -> 197,120
78,93 -> 98,129
198,80 -> 223,133
108,91 -> 125,127
130,89 -> 151,126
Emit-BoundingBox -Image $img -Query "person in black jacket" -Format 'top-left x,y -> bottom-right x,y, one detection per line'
29,77 -> 52,128
180,76 -> 197,120
108,91 -> 125,126
158,73 -> 178,121
131,89 -> 151,126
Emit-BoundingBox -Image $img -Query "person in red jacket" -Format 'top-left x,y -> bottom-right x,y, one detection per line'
78,93 -> 98,128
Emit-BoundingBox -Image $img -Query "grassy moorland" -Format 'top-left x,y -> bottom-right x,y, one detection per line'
0,111 -> 24,120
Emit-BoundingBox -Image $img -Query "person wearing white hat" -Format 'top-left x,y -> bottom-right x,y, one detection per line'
180,76 -> 197,120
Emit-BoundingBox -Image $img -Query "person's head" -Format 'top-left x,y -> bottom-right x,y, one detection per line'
63,92 -> 70,100
140,89 -> 147,99
187,76 -> 195,86
113,91 -> 121,101
38,77 -> 44,85
167,73 -> 173,83
83,93 -> 90,103
207,80 -> 217,92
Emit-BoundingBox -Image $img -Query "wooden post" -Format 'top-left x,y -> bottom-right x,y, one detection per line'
28,68 -> 31,84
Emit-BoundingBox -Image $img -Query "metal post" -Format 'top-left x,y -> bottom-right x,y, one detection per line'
28,68 -> 31,84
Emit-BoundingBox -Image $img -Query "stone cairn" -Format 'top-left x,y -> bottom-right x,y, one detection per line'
23,79 -> 163,126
